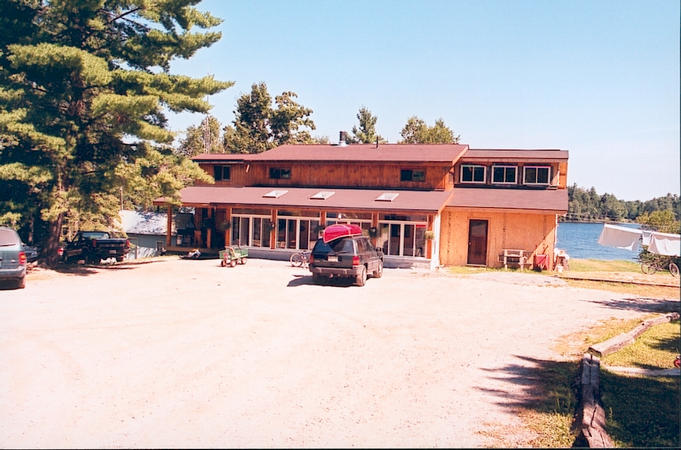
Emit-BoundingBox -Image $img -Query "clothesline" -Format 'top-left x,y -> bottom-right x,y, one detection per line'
597,224 -> 680,257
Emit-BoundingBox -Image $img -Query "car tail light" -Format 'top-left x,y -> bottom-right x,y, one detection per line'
92,239 -> 97,247
125,239 -> 130,248
18,251 -> 26,265
58,246 -> 64,257
352,255 -> 360,266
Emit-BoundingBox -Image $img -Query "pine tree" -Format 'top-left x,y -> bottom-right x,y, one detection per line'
349,107 -> 384,144
0,1 -> 232,264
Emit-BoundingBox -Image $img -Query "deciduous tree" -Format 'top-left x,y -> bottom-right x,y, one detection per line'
177,115 -> 224,157
0,0 -> 231,263
223,82 -> 315,153
399,116 -> 460,144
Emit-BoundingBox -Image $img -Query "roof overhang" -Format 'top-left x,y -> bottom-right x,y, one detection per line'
446,187 -> 568,214
154,186 -> 453,214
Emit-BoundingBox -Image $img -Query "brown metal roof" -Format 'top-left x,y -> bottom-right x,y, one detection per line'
163,186 -> 453,213
192,153 -> 255,162
447,187 -> 568,212
464,149 -> 569,160
192,143 -> 469,163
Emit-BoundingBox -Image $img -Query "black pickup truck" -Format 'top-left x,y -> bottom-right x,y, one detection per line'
62,231 -> 130,264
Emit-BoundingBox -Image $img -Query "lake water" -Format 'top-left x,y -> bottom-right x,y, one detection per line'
556,222 -> 641,260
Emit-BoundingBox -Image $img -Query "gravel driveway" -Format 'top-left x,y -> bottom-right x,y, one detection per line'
1,258 -> 676,448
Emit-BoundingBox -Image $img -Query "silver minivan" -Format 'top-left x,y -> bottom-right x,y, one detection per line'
0,227 -> 27,289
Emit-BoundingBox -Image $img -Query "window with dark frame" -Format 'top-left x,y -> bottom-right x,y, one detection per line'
523,166 -> 551,185
269,167 -> 291,179
461,164 -> 486,183
492,165 -> 517,184
400,169 -> 426,182
213,165 -> 231,181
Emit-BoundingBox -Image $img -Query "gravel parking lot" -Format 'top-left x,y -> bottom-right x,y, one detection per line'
1,258 -> 677,448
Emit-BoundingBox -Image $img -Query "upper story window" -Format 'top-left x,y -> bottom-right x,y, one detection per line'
523,166 -> 551,185
492,165 -> 517,184
213,165 -> 231,181
460,164 -> 486,183
269,167 -> 291,179
400,169 -> 426,182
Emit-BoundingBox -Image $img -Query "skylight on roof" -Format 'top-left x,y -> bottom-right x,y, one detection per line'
310,191 -> 335,200
262,190 -> 288,198
375,192 -> 399,202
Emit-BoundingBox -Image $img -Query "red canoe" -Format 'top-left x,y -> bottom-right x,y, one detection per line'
323,224 -> 363,243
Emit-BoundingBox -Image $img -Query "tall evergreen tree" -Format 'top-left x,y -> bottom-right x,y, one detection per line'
0,0 -> 232,263
348,107 -> 384,144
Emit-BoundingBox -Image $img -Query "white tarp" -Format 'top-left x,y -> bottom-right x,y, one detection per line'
648,231 -> 681,257
598,224 -> 680,256
597,224 -> 643,252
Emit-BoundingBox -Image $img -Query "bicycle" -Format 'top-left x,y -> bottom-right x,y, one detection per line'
640,255 -> 679,278
290,250 -> 311,268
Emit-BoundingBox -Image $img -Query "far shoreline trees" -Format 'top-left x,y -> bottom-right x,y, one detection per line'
566,184 -> 679,226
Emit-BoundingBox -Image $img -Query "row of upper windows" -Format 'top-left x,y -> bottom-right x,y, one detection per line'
460,164 -> 552,185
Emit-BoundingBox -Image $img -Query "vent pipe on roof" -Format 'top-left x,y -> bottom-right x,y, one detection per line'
338,131 -> 348,147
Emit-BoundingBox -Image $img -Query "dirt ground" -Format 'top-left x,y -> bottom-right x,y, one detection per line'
1,257 -> 678,448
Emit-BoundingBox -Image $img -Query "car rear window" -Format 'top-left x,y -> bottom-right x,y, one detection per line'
331,238 -> 355,253
0,228 -> 20,246
312,237 -> 355,254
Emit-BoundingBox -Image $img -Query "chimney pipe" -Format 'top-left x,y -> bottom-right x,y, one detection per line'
339,131 -> 348,147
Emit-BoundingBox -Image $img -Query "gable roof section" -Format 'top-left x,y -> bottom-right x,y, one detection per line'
192,143 -> 469,164
163,186 -> 453,213
447,188 -> 568,213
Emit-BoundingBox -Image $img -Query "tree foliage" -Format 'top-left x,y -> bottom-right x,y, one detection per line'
0,0 -> 231,263
177,115 -> 224,157
348,107 -> 384,144
399,116 -> 460,144
637,210 -> 680,234
567,184 -> 680,224
223,82 -> 315,153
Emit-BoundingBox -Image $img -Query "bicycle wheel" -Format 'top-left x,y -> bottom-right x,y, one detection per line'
641,262 -> 657,275
669,262 -> 679,278
290,252 -> 303,267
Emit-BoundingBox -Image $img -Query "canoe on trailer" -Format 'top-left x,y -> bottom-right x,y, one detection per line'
323,224 -> 363,243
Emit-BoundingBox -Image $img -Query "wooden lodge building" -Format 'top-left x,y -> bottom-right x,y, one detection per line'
155,139 -> 568,270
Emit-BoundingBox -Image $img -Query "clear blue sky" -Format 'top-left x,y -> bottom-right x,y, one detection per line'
168,0 -> 679,202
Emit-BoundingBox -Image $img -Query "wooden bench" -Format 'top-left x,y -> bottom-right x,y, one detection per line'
499,249 -> 530,270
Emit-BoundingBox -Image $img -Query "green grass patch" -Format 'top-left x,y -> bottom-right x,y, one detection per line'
602,321 -> 680,370
568,258 -> 640,273
517,360 -> 582,448
601,371 -> 680,447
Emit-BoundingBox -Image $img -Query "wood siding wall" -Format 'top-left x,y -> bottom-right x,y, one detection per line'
198,162 -> 453,190
438,208 -> 557,269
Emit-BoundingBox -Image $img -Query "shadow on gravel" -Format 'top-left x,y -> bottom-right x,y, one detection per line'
475,355 -> 584,447
47,259 -> 166,276
287,274 -> 354,288
588,297 -> 680,313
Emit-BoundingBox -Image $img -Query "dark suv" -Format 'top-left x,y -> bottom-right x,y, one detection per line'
309,235 -> 384,286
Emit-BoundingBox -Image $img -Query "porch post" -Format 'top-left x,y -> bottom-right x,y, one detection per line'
206,207 -> 213,249
371,212 -> 379,247
166,205 -> 172,248
270,209 -> 277,249
426,215 -> 434,259
224,207 -> 232,247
